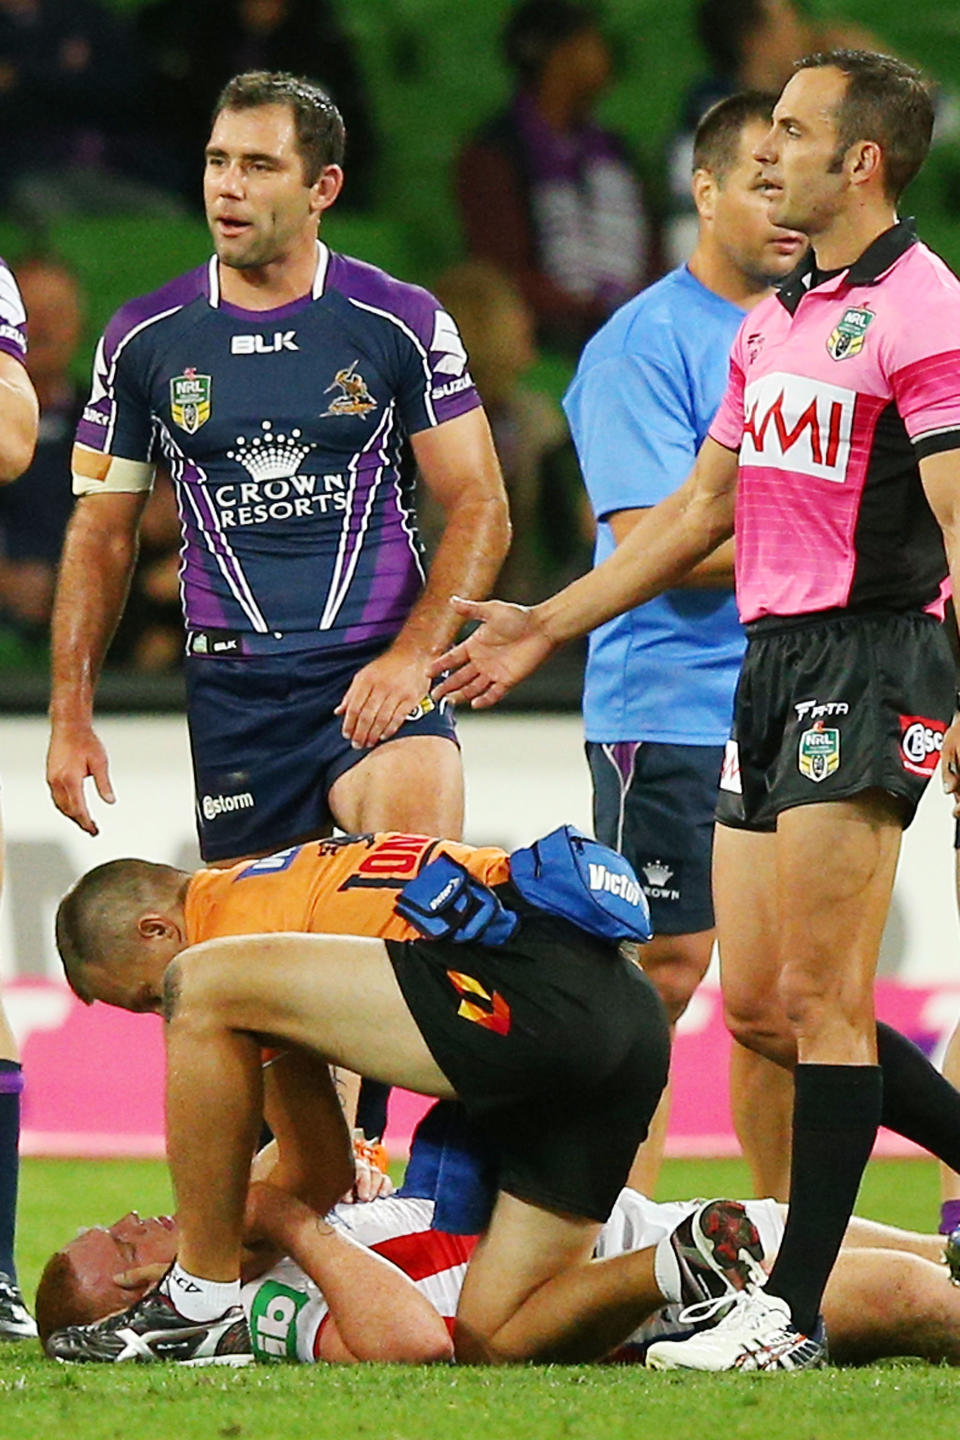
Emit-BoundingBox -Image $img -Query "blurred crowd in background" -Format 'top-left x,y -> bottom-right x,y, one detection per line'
0,0 -> 958,679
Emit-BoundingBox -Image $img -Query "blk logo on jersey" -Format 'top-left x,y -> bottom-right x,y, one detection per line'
446,970 -> 511,1036
899,715 -> 945,777
826,306 -> 874,361
322,360 -> 377,417
741,372 -> 855,483
231,330 -> 299,355
170,368 -> 211,434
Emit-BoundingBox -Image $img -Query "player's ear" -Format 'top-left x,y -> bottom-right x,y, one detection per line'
847,138 -> 883,190
312,163 -> 343,217
692,167 -> 717,222
137,912 -> 182,944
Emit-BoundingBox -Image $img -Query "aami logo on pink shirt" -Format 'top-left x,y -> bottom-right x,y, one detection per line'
741,372 -> 856,483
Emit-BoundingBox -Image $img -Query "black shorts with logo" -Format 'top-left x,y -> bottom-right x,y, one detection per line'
386,886 -> 670,1223
587,740 -> 723,935
715,610 -> 954,833
185,638 -> 458,862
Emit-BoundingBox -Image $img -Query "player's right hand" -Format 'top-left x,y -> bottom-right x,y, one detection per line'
46,721 -> 116,836
429,595 -> 556,708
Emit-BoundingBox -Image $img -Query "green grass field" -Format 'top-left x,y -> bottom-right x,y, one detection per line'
4,1155 -> 959,1438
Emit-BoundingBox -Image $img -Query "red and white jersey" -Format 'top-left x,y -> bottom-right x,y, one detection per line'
242,1195 -> 476,1362
241,1190 -> 783,1363
709,223 -> 960,623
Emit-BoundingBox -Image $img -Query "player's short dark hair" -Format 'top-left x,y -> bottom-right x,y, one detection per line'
55,859 -> 183,1004
697,0 -> 773,79
794,50 -> 934,200
693,91 -> 776,181
502,0 -> 600,83
213,71 -> 346,182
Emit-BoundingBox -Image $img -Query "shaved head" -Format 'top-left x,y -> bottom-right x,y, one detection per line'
56,860 -> 188,1004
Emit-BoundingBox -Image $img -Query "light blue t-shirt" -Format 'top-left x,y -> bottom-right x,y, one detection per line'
563,265 -> 746,745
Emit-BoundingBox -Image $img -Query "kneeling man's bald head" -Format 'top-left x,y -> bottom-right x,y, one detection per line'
56,859 -> 190,1010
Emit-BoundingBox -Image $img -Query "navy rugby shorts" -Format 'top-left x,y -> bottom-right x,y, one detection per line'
587,740 -> 722,935
185,638 -> 458,861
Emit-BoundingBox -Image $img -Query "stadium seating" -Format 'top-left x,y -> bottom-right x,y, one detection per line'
9,1 -> 960,389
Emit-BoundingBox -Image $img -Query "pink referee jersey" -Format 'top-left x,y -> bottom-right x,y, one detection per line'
709,222 -> 960,624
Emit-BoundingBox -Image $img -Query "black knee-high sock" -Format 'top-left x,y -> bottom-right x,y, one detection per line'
877,1021 -> 960,1169
0,1062 -> 22,1282
765,1063 -> 882,1336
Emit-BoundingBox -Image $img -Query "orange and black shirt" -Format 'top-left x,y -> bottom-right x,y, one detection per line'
184,832 -> 511,945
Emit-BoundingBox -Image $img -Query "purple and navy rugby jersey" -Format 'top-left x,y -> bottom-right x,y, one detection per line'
0,258 -> 27,365
74,242 -> 481,654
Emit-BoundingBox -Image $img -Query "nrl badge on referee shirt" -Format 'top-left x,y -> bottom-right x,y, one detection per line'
170,368 -> 212,433
826,307 -> 874,361
798,722 -> 840,783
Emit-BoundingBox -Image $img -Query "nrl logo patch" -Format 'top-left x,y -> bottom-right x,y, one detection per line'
322,360 -> 377,418
170,368 -> 212,433
826,306 -> 874,361
798,723 -> 840,783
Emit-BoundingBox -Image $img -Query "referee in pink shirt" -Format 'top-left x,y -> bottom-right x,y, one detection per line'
434,50 -> 960,1371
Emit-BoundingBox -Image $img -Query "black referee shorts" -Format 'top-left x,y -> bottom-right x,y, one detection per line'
716,610 -> 953,832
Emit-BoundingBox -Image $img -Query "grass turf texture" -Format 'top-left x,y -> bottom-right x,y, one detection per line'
5,1156 -> 958,1440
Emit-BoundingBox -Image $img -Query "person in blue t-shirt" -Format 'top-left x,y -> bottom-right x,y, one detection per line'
563,92 -> 806,1192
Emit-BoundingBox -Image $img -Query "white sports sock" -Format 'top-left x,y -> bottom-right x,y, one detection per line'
653,1233 -> 683,1304
161,1262 -> 241,1322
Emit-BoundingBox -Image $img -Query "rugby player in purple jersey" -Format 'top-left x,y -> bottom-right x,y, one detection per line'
47,72 -> 510,866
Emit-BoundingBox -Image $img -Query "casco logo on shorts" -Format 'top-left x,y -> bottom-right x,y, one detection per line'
741,372 -> 855,484
898,716 -> 946,777
201,791 -> 255,821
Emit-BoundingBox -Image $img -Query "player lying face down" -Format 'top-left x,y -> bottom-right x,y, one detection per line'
49,832 -> 673,1365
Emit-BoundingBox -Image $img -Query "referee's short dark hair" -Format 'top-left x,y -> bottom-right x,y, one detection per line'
693,91 -> 776,182
213,71 -> 346,182
795,50 -> 934,200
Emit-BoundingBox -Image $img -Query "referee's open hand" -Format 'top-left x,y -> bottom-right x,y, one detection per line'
430,596 -> 555,709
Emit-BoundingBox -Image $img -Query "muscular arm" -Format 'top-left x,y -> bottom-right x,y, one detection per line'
246,1182 -> 453,1364
0,350 -> 38,481
607,508 -> 735,588
47,486 -> 149,834
336,406 -> 511,747
256,1049 -> 356,1213
922,447 -> 960,805
432,437 -> 739,707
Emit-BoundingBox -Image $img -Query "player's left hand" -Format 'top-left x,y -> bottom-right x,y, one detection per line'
943,714 -> 960,816
335,644 -> 434,749
345,1130 -> 394,1202
113,1261 -> 168,1294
